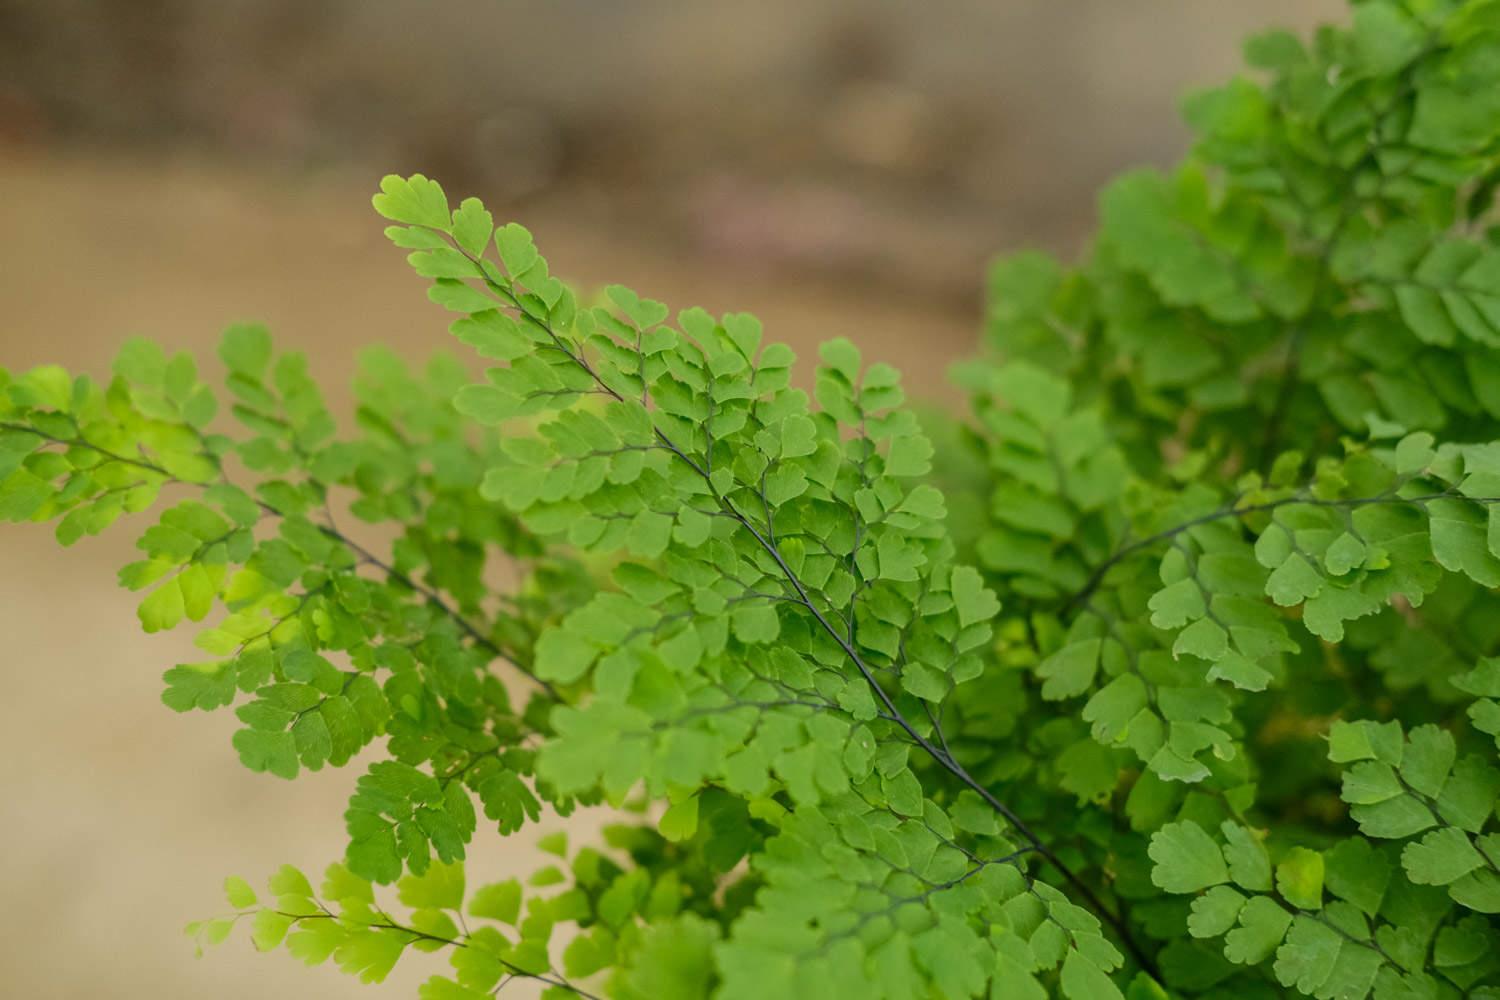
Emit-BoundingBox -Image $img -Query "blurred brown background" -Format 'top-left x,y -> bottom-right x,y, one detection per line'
0,2 -> 1341,997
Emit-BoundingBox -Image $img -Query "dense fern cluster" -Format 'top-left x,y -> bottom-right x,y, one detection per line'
8,0 -> 1500,996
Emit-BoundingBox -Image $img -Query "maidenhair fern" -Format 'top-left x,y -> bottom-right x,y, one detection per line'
7,1 -> 1500,997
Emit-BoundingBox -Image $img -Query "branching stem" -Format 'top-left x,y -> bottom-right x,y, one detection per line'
0,420 -> 558,699
440,250 -> 1162,977
273,908 -> 601,999
1064,487 -> 1499,616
